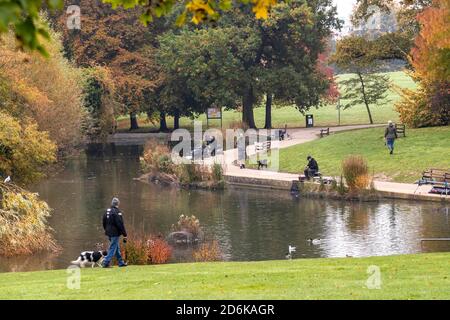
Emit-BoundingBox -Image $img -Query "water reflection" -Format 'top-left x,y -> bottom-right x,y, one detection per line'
0,144 -> 449,272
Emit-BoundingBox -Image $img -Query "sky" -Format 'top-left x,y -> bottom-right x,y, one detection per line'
333,0 -> 357,24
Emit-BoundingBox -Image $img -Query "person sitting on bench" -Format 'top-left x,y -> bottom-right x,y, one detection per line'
304,156 -> 319,180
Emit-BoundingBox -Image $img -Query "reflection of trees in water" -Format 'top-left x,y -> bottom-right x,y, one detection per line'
216,188 -> 331,260
0,252 -> 58,272
321,201 -> 434,257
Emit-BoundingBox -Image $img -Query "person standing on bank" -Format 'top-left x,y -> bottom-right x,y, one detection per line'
102,197 -> 127,268
384,120 -> 398,155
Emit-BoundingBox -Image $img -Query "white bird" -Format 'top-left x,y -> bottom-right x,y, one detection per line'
307,238 -> 321,245
286,245 -> 296,260
3,176 -> 11,184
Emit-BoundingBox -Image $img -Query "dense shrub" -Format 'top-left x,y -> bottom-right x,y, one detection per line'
0,112 -> 57,185
177,164 -> 209,184
148,238 -> 173,264
141,141 -> 175,174
396,80 -> 449,127
342,155 -> 370,192
123,233 -> 172,265
0,183 -> 60,256
212,163 -> 224,182
193,240 -> 222,262
141,141 -> 224,188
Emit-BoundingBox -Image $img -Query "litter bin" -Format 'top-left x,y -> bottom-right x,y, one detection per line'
306,114 -> 314,128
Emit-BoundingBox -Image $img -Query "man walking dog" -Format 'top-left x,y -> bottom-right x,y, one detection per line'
102,197 -> 127,268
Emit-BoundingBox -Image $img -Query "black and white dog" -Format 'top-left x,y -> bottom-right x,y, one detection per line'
71,250 -> 108,268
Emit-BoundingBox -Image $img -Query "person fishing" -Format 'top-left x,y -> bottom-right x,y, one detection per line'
102,197 -> 128,268
304,155 -> 319,180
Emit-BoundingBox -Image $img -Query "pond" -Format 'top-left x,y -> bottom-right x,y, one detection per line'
1,143 -> 449,272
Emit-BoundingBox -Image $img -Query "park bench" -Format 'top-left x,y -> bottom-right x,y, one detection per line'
255,141 -> 271,153
396,123 -> 406,137
416,168 -> 450,195
320,128 -> 330,138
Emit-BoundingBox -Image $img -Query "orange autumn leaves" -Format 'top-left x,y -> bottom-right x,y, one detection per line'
411,0 -> 450,82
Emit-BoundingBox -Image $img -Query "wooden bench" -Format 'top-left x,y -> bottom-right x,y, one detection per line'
417,168 -> 450,195
396,124 -> 406,137
320,128 -> 330,138
255,141 -> 271,153
420,168 -> 450,185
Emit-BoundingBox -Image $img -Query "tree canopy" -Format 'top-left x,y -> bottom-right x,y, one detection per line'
157,0 -> 341,128
0,0 -> 291,55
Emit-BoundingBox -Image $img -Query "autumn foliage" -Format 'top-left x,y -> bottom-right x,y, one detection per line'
0,112 -> 56,185
122,234 -> 172,265
0,26 -> 87,153
396,0 -> 450,127
0,182 -> 60,256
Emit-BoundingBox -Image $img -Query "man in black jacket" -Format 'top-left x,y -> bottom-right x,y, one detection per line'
102,197 -> 128,268
304,156 -> 319,180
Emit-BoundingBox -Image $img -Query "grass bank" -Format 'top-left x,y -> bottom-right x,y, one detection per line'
279,126 -> 450,183
0,253 -> 449,300
117,72 -> 414,132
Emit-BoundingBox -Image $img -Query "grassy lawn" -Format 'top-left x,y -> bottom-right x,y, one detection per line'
117,71 -> 414,132
279,126 -> 450,183
0,253 -> 448,300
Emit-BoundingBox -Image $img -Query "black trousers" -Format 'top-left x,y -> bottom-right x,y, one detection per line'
304,169 -> 317,180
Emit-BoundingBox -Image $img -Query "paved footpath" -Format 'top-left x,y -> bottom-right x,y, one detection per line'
204,124 -> 448,202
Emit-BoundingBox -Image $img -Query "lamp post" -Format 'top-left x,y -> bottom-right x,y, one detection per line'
336,98 -> 341,126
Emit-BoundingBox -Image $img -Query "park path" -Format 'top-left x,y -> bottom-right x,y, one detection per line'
203,124 -> 447,202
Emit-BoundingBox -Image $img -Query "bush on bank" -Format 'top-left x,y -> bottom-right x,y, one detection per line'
0,183 -> 60,257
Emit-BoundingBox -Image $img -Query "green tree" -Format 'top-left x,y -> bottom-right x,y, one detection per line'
158,0 -> 340,129
82,67 -> 119,140
332,36 -> 391,124
0,0 -> 63,55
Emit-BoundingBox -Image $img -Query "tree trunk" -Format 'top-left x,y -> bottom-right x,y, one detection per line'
129,112 -> 139,130
242,88 -> 256,129
264,93 -> 272,129
159,111 -> 168,132
357,72 -> 374,125
173,109 -> 180,130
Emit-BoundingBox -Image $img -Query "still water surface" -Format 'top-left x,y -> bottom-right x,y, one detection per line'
1,144 -> 449,272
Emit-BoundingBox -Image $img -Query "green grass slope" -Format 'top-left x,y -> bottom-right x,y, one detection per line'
0,253 -> 449,300
279,126 -> 450,183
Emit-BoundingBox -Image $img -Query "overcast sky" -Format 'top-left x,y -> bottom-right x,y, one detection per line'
333,0 -> 357,23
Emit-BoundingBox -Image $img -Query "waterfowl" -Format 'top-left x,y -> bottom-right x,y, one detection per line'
307,238 -> 321,245
286,245 -> 296,260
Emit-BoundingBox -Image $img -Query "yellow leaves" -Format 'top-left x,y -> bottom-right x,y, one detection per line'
182,0 -> 278,25
0,185 -> 59,256
0,112 -> 57,185
186,0 -> 217,24
252,0 -> 277,19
